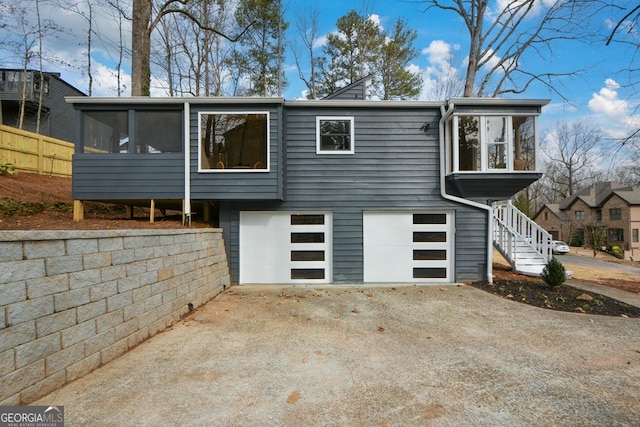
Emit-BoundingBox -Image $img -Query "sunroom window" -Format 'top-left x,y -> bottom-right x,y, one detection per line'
199,112 -> 269,171
82,110 -> 182,154
449,114 -> 537,173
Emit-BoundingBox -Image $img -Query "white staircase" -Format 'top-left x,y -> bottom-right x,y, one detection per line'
492,200 -> 552,277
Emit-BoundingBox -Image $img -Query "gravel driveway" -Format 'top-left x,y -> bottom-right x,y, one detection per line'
36,284 -> 640,426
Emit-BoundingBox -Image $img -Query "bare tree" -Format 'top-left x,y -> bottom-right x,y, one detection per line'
61,0 -> 96,95
418,0 -> 602,98
605,4 -> 640,159
291,6 -> 322,99
541,121 -> 605,200
156,0 -> 235,96
131,0 -> 253,96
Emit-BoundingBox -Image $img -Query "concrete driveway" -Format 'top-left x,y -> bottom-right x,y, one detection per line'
35,284 -> 640,426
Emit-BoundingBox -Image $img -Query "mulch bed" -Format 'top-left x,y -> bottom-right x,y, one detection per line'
469,278 -> 640,318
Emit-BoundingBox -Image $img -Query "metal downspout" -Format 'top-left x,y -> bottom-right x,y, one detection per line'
183,102 -> 191,226
439,102 -> 494,283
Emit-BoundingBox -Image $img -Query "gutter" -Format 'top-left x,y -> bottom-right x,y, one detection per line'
439,102 -> 494,283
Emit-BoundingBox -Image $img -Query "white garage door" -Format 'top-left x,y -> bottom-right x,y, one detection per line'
239,211 -> 332,284
363,212 -> 453,283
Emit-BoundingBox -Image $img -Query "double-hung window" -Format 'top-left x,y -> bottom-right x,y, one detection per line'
610,208 -> 622,220
316,117 -> 354,154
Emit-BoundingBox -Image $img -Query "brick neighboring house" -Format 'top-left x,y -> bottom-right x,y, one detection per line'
533,182 -> 640,260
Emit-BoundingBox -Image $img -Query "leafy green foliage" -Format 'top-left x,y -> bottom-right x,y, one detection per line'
318,10 -> 422,100
235,0 -> 288,96
541,257 -> 567,288
607,244 -> 624,259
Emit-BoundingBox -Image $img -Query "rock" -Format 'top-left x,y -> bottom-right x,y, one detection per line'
576,293 -> 594,302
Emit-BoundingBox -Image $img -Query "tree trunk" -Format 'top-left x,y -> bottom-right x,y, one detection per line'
132,0 -> 152,96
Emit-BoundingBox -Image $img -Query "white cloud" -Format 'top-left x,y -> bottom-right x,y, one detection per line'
420,40 -> 464,100
491,0 -> 558,20
367,14 -> 381,28
312,35 -> 328,49
588,79 -> 628,117
422,40 -> 459,66
587,79 -> 640,140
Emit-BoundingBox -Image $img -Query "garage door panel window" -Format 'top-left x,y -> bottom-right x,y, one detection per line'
291,250 -> 325,262
291,214 -> 325,225
413,268 -> 448,279
413,232 -> 447,243
291,269 -> 325,280
413,214 -> 447,224
291,232 -> 325,243
413,250 -> 447,261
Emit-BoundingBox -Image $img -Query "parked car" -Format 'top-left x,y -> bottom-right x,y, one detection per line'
552,240 -> 570,255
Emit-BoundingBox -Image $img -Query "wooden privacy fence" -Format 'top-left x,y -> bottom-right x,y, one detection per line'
0,124 -> 74,177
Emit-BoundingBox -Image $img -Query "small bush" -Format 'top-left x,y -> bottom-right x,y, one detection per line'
607,244 -> 624,259
541,257 -> 567,288
0,162 -> 17,176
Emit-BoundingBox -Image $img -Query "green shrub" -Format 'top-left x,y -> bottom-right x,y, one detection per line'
541,257 -> 567,288
607,244 -> 624,259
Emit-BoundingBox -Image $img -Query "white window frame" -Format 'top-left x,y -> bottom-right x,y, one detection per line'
197,111 -> 270,173
316,116 -> 355,154
450,113 -> 538,174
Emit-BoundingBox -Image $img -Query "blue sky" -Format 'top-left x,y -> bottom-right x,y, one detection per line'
0,0 -> 637,143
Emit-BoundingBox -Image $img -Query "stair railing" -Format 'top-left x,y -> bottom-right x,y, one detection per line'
492,200 -> 552,266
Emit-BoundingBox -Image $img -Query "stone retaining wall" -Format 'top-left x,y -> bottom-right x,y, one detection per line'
0,229 -> 230,404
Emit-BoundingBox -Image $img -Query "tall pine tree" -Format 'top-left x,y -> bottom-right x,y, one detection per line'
318,11 -> 421,100
235,0 -> 288,96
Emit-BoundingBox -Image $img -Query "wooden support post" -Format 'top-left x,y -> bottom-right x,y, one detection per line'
150,199 -> 155,223
73,200 -> 85,222
125,205 -> 133,219
203,202 -> 210,222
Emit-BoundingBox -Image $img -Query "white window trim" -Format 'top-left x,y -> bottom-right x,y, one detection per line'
483,116 -> 512,171
197,111 -> 271,173
316,116 -> 355,154
451,113 -> 538,174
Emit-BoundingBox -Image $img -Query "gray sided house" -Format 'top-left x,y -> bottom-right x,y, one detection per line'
1,69 -> 86,141
67,87 -> 548,285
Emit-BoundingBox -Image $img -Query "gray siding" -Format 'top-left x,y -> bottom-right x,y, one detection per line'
188,103 -> 284,200
48,76 -> 85,142
72,154 -> 184,200
221,105 -> 488,283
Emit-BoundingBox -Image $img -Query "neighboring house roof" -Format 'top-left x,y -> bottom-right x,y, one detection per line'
533,203 -> 567,221
606,187 -> 640,205
557,182 -> 640,210
558,182 -> 630,209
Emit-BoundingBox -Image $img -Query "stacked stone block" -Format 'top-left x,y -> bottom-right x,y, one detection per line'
0,229 -> 230,405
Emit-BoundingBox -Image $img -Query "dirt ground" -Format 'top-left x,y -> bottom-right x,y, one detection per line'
0,173 -> 209,230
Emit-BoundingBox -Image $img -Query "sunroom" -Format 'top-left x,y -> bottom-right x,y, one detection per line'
442,98 -> 548,200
